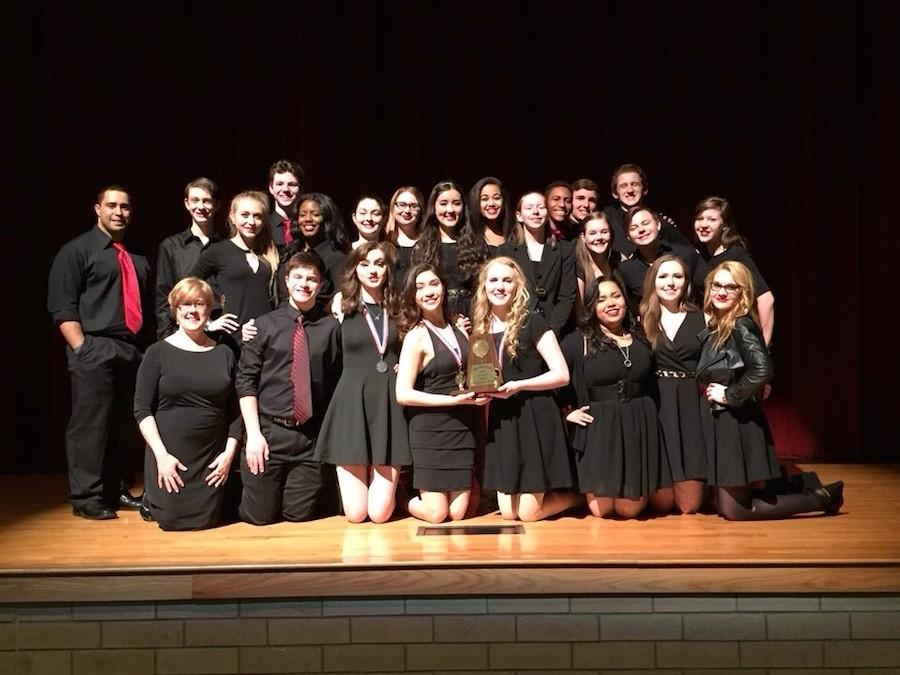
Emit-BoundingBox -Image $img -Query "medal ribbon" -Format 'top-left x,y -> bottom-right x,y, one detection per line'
362,305 -> 389,358
423,320 -> 463,369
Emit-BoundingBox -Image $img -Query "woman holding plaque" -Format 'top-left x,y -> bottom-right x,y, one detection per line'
317,242 -> 410,523
562,276 -> 673,519
396,264 -> 489,523
472,257 -> 578,521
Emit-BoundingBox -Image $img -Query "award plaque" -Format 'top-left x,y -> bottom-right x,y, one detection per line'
466,333 -> 503,393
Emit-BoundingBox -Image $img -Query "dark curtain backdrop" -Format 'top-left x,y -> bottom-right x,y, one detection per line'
4,1 -> 897,472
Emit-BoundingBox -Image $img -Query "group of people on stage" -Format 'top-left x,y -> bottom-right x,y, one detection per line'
47,160 -> 844,530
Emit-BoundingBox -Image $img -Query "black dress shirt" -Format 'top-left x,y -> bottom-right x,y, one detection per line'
619,241 -> 701,303
155,227 -> 221,337
235,303 -> 342,426
269,211 -> 294,250
47,226 -> 153,343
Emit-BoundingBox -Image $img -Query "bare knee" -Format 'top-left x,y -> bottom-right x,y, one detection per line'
587,495 -> 615,518
344,502 -> 369,524
614,498 -> 647,519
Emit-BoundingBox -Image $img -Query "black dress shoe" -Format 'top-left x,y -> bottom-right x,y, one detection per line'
73,503 -> 118,520
139,498 -> 154,522
118,491 -> 143,510
820,481 -> 844,515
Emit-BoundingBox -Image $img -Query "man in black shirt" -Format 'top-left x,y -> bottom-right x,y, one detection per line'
155,177 -> 223,337
267,159 -> 305,249
618,207 -> 701,304
545,181 -> 574,241
47,186 -> 152,519
236,251 -> 341,524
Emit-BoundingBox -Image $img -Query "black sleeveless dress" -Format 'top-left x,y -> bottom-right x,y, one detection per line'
316,308 -> 410,466
654,310 -> 708,482
405,326 -> 476,491
483,313 -> 573,494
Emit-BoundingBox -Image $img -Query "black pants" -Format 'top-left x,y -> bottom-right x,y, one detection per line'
239,417 -> 323,524
65,335 -> 142,509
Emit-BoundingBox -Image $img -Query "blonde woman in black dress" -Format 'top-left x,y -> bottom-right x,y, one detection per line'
395,264 -> 489,523
472,257 -> 577,521
134,278 -> 241,530
317,242 -> 409,523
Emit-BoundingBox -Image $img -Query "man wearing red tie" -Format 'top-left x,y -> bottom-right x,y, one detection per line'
267,159 -> 305,250
48,186 -> 151,519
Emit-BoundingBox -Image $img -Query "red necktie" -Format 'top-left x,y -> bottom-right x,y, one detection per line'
290,315 -> 312,423
112,242 -> 143,334
282,218 -> 294,244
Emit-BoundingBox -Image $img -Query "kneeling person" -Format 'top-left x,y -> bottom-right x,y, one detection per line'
236,252 -> 342,523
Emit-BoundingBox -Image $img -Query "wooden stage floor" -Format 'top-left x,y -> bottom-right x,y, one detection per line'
1,463 -> 898,603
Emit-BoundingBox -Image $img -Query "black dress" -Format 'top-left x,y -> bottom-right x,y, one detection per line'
405,325 -> 475,491
483,313 -> 573,494
316,308 -> 411,466
696,317 -> 779,487
654,310 -> 708,482
563,332 -> 672,499
134,341 -> 242,530
190,239 -> 274,329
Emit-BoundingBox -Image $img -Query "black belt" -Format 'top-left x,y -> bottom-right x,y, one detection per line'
588,380 -> 647,402
261,413 -> 304,429
655,369 -> 694,378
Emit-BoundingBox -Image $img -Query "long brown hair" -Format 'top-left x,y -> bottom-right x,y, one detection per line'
339,241 -> 399,316
639,255 -> 697,349
470,257 -> 531,360
581,276 -> 647,355
512,191 -> 559,249
574,211 -> 616,290
396,263 -> 452,339
228,190 -> 280,299
703,261 -> 758,349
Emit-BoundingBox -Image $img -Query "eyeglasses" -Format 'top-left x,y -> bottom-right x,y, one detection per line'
178,301 -> 209,309
710,282 -> 741,295
395,202 -> 421,211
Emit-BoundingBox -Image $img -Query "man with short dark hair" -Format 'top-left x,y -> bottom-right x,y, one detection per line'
47,186 -> 151,519
570,177 -> 600,228
267,159 -> 305,249
155,177 -> 223,337
544,181 -> 574,240
236,251 -> 341,524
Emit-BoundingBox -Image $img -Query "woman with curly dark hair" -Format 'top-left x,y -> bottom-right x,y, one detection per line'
410,180 -> 487,326
562,275 -> 672,518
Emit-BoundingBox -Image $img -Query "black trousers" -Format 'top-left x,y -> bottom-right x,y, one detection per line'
239,417 -> 324,524
65,335 -> 142,508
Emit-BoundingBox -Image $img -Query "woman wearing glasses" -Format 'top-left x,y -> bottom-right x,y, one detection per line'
697,261 -> 843,519
385,187 -> 424,282
134,278 -> 242,530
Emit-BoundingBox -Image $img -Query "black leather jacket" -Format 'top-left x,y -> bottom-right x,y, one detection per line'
695,315 -> 772,411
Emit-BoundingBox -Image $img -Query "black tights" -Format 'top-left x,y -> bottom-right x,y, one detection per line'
715,485 -> 829,521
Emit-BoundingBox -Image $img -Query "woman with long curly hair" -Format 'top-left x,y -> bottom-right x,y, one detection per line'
697,261 -> 843,519
395,264 -> 489,523
468,177 -> 515,254
316,242 -> 409,523
640,255 -> 707,514
562,275 -> 673,518
472,257 -> 577,521
409,180 -> 487,324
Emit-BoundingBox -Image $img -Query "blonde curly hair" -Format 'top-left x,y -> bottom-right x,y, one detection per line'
471,257 -> 531,360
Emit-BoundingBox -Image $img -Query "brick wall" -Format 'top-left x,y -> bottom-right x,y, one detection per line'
2,594 -> 899,674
